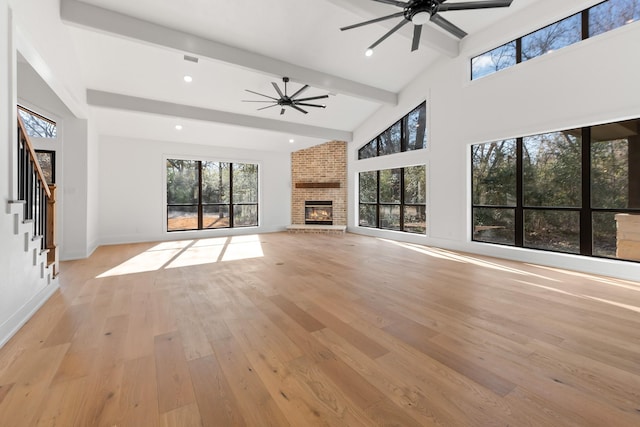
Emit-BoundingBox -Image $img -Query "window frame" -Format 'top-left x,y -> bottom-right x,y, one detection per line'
358,102 -> 427,160
470,0 -> 639,80
358,165 -> 426,234
165,158 -> 259,232
471,118 -> 640,262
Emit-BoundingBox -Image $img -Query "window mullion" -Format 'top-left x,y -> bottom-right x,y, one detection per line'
228,163 -> 231,228
515,138 -> 524,246
198,161 -> 203,230
581,128 -> 592,255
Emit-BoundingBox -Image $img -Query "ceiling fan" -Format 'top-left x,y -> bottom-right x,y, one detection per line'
341,0 -> 513,54
243,77 -> 329,115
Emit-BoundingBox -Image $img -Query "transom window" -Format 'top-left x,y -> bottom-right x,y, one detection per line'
472,0 -> 640,80
18,106 -> 57,138
358,102 -> 427,160
166,159 -> 258,232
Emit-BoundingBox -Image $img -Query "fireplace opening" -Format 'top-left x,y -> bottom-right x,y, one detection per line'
305,201 -> 333,225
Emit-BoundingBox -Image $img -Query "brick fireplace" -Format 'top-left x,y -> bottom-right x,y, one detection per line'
291,140 -> 347,228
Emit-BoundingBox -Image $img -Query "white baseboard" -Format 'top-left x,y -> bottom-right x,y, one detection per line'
0,282 -> 59,349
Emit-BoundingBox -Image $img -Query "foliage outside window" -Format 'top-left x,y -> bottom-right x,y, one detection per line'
18,106 -> 57,138
166,159 -> 258,231
359,165 -> 426,234
35,150 -> 55,185
472,117 -> 640,262
471,0 -> 640,80
358,102 -> 427,160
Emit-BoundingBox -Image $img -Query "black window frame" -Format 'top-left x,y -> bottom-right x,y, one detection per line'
166,159 -> 258,232
358,102 -> 427,160
359,165 -> 426,234
471,118 -> 640,262
471,0 -> 640,80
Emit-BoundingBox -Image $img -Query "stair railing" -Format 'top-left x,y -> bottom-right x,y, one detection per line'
16,115 -> 57,273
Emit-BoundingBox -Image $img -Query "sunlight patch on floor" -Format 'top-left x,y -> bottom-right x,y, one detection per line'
96,235 -> 264,277
165,237 -> 228,269
381,239 -> 559,281
96,240 -> 194,278
526,263 -> 640,292
516,279 -> 640,313
221,235 -> 264,262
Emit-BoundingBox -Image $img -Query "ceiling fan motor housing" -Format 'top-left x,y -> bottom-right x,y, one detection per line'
405,0 -> 438,23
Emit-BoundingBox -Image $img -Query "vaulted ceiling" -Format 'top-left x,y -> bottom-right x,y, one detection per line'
58,0 -> 531,151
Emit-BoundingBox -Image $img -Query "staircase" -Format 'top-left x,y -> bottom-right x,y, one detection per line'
6,199 -> 56,285
7,115 -> 58,284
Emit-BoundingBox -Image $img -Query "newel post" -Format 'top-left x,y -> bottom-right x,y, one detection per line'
46,184 -> 58,276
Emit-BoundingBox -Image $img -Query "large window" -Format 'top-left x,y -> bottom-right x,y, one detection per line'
472,117 -> 640,262
472,0 -> 640,80
358,102 -> 427,160
166,159 -> 258,232
359,165 -> 426,234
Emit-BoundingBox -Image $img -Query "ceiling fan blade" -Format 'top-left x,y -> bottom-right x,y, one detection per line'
430,13 -> 467,39
368,18 -> 410,50
280,108 -> 285,115
371,0 -> 409,7
438,0 -> 513,11
257,104 -> 278,111
290,84 -> 309,99
411,24 -> 422,51
340,11 -> 404,31
245,89 -> 278,100
295,102 -> 326,108
291,105 -> 309,114
294,94 -> 329,102
242,100 -> 276,103
272,82 -> 285,99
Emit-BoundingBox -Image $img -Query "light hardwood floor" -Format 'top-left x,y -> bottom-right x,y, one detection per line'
1,232 -> 640,426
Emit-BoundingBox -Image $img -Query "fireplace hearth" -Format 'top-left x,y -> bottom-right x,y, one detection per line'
305,201 -> 333,225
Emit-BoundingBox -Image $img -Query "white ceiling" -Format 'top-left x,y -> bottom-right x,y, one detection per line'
56,0 -> 532,152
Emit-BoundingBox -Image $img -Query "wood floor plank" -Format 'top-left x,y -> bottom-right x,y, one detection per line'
154,331 -> 196,414
210,331 -> 291,427
33,376 -> 88,427
117,355 -> 160,427
159,403 -> 203,427
383,318 -> 517,397
51,347 -> 96,384
269,294 -> 326,332
0,344 -> 69,426
303,303 -> 389,359
0,383 -> 13,407
188,355 -> 246,427
1,232 -> 639,425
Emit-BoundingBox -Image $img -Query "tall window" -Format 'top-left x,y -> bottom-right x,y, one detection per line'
359,165 -> 426,234
166,159 -> 258,231
358,102 -> 427,160
472,0 -> 640,80
472,117 -> 640,262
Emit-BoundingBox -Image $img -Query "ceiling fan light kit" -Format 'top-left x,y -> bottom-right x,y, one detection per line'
341,0 -> 513,54
242,77 -> 329,115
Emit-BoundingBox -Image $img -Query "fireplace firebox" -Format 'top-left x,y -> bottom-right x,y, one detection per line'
305,201 -> 333,225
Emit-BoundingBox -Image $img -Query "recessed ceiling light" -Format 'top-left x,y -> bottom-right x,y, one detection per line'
289,139 -> 295,143
365,48 -> 373,57
183,75 -> 193,83
175,125 -> 183,130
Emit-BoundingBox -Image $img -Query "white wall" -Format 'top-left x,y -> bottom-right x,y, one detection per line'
0,1 -> 58,347
349,0 -> 640,281
98,135 -> 291,245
